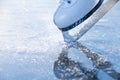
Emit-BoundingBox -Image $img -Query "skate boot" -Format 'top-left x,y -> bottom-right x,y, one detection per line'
54,0 -> 103,31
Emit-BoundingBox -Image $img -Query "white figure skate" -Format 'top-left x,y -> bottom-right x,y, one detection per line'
53,0 -> 120,80
54,0 -> 103,31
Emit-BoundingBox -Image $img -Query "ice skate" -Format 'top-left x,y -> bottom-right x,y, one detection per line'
54,0 -> 103,31
53,0 -> 120,79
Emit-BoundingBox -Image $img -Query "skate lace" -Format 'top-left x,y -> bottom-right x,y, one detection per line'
59,0 -> 72,4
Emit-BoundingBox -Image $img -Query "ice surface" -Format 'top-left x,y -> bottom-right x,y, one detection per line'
0,0 -> 120,80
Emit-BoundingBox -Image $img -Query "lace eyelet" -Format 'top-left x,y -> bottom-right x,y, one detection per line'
67,0 -> 71,4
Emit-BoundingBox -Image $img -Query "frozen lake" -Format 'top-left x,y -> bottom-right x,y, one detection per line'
0,0 -> 120,80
